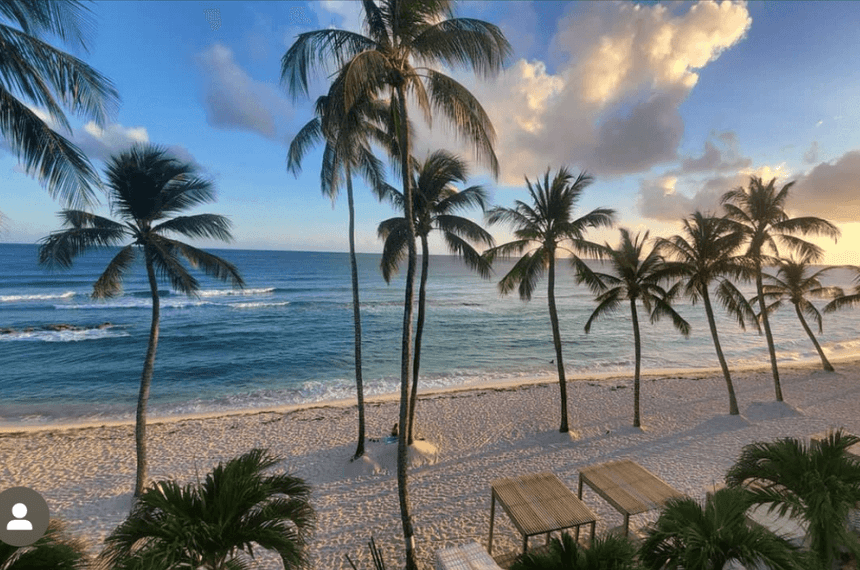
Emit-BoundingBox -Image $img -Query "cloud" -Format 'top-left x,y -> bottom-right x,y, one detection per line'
75,122 -> 149,161
675,131 -> 752,174
792,150 -> 860,222
803,141 -> 819,164
196,43 -> 293,141
308,1 -> 364,33
636,173 -> 740,221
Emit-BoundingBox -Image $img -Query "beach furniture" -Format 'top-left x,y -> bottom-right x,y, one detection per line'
487,472 -> 597,555
578,459 -> 683,537
435,542 -> 503,570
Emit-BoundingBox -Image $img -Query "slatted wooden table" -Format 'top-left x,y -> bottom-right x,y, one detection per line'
578,460 -> 682,536
488,472 -> 597,555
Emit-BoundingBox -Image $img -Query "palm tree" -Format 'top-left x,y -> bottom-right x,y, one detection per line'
378,149 -> 494,444
824,265 -> 860,313
639,487 -> 804,570
657,212 -> 757,416
101,448 -> 316,570
722,177 -> 840,402
1,0 -> 119,208
282,3 -> 510,566
756,256 -> 844,371
0,519 -> 90,569
38,144 -> 244,496
485,167 -> 615,433
582,229 -> 690,428
726,430 -> 860,569
288,72 -> 397,461
512,531 -> 640,570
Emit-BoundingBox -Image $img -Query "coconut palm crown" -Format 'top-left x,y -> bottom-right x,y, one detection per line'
484,167 -> 616,433
756,256 -> 843,371
582,228 -> 690,428
721,176 -> 840,402
1,0 -> 120,207
824,265 -> 860,314
38,144 -> 244,496
378,149 -> 494,444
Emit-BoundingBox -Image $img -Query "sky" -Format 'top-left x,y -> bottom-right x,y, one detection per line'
2,0 -> 859,264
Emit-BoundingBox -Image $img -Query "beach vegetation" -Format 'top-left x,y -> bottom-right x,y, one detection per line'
726,429 -> 860,569
0,519 -> 90,570
37,144 -> 244,496
824,265 -> 860,314
582,228 -> 690,428
721,177 -> 841,401
639,486 -> 804,570
755,256 -> 844,371
484,167 -> 615,433
0,0 -> 119,209
511,531 -> 641,570
100,448 -> 315,570
656,211 -> 757,416
282,2 -> 510,567
378,149 -> 494,444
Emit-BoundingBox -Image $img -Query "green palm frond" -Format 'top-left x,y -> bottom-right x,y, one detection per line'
38,210 -> 127,269
153,214 -> 233,242
93,244 -> 135,299
499,247 -> 548,300
584,287 -> 623,333
481,239 -> 532,265
1,0 -> 94,50
146,238 -> 199,296
411,18 -> 511,78
286,116 -> 322,176
378,218 -> 410,282
442,232 -> 491,278
512,531 -> 638,570
716,279 -> 760,333
167,238 -> 243,289
0,517 -> 91,570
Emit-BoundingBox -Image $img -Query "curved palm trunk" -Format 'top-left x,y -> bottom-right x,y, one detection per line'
794,303 -> 834,372
408,234 -> 430,445
702,286 -> 739,415
346,170 -> 366,459
756,268 -> 783,401
630,298 -> 641,428
547,252 -> 570,433
136,248 -> 160,497
394,84 -> 418,570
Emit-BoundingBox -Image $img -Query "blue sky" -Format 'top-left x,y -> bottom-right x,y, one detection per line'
2,1 -> 859,263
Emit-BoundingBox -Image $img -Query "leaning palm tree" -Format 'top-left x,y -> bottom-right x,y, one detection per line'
485,167 -> 615,433
512,531 -> 641,570
288,71 -> 397,460
282,3 -> 510,566
824,265 -> 860,314
0,519 -> 90,570
101,448 -> 316,570
639,487 -> 804,570
378,149 -> 494,444
657,212 -> 757,416
722,177 -> 840,402
38,144 -> 244,496
582,229 -> 690,428
726,430 -> 860,569
1,0 -> 119,208
756,256 -> 843,371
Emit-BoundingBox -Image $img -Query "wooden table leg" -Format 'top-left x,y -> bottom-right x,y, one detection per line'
574,524 -> 580,543
488,491 -> 496,554
578,476 -> 584,499
590,521 -> 596,546
522,534 -> 528,554
623,513 -> 630,537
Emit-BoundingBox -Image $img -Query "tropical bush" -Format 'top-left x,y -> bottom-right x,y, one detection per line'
512,531 -> 640,570
0,519 -> 90,570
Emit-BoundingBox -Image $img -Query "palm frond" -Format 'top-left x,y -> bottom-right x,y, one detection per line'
442,232 -> 492,279
583,287 -> 623,333
824,292 -> 860,313
146,238 -> 199,296
378,219 -> 410,282
716,279 -> 760,332
167,238 -> 244,290
286,116 -> 322,176
152,214 -> 233,242
93,244 -> 136,299
38,211 -> 127,269
482,239 -> 531,264
410,18 -> 511,78
498,247 -> 547,300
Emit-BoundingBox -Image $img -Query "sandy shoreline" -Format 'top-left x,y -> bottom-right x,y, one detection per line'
1,358 -> 859,568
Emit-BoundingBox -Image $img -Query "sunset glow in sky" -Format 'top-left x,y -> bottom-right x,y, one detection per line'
2,1 -> 859,263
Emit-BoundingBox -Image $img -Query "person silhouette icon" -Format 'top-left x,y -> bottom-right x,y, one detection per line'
6,503 -> 32,531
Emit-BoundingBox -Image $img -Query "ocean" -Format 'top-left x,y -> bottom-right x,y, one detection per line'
1,243 -> 858,427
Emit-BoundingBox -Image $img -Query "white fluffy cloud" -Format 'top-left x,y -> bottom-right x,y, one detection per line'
75,122 -> 148,161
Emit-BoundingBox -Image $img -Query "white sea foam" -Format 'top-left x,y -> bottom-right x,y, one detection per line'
230,301 -> 291,309
54,298 -> 216,310
0,328 -> 129,342
198,287 -> 275,297
0,291 -> 76,302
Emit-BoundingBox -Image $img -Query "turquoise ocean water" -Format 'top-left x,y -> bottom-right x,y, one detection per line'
1,243 -> 858,427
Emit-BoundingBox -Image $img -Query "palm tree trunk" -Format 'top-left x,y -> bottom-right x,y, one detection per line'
395,84 -> 418,570
630,298 -> 641,428
702,286 -> 739,415
756,267 -> 783,401
794,303 -> 834,372
346,170 -> 366,459
547,251 -> 570,433
136,248 -> 160,497
408,234 -> 429,445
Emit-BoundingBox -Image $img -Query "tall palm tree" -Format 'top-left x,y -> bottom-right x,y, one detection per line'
1,0 -> 119,208
756,256 -> 843,371
485,167 -> 615,433
282,3 -> 510,566
824,265 -> 860,313
726,430 -> 860,569
639,487 -> 804,570
378,149 -> 494,444
0,519 -> 90,570
512,531 -> 640,570
582,229 -> 690,428
38,144 -> 244,496
657,212 -> 757,416
722,177 -> 840,402
288,72 -> 397,461
101,448 -> 316,570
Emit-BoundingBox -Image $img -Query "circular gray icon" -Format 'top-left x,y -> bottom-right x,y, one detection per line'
0,487 -> 50,547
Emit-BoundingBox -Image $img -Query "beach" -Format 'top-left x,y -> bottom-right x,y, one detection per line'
2,358 -> 859,568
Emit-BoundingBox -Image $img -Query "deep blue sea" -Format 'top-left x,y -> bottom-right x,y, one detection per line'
1,243 -> 858,427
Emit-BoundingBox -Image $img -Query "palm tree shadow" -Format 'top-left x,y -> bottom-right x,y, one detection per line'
743,400 -> 804,422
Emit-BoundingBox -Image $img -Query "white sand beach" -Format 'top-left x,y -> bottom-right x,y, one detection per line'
1,358 -> 859,569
